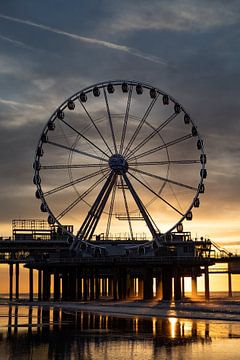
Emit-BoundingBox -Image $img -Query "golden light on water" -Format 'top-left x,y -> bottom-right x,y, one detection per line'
169,317 -> 177,338
133,317 -> 139,334
152,317 -> 157,336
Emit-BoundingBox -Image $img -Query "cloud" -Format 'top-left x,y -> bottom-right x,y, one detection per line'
104,0 -> 240,33
0,13 -> 168,66
0,98 -> 43,110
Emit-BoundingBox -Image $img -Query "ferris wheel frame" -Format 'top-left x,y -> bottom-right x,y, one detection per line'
33,80 -> 207,243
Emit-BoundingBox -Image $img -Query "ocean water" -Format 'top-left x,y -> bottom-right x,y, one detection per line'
0,305 -> 240,359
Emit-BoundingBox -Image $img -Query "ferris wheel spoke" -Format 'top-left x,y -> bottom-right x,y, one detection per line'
106,179 -> 118,239
129,167 -> 198,191
123,94 -> 159,157
46,140 -> 109,163
44,168 -> 109,197
78,99 -> 113,155
128,171 -> 184,216
126,113 -> 177,160
103,87 -> 117,154
128,134 -> 193,161
59,117 -> 110,158
119,85 -> 133,154
128,160 -> 200,167
41,163 -> 108,170
122,172 -> 159,239
57,172 -> 108,220
120,176 -> 134,240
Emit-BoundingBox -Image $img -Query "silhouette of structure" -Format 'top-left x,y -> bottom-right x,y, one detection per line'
1,81 -> 239,302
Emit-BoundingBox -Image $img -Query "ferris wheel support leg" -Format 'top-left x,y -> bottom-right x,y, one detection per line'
77,171 -> 115,240
122,173 -> 158,240
87,174 -> 117,241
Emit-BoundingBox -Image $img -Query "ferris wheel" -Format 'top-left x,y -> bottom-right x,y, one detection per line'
33,80 -> 207,241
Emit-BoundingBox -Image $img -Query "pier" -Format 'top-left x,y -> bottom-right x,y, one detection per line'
1,220 -> 240,303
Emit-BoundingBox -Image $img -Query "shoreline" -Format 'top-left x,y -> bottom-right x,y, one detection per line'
3,298 -> 240,322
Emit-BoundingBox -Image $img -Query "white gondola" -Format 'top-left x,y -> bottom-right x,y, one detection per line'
33,161 -> 40,170
107,83 -> 114,94
40,203 -> 47,212
197,139 -> 203,150
41,133 -> 48,143
93,87 -> 100,97
200,169 -> 207,179
200,154 -> 207,164
136,83 -> 143,94
150,88 -> 156,98
184,114 -> 190,124
37,147 -> 43,157
67,100 -> 75,110
194,198 -> 200,207
174,103 -> 181,113
35,189 -> 41,199
57,110 -> 64,120
48,121 -> 55,131
33,175 -> 41,185
79,92 -> 87,102
162,94 -> 169,105
198,183 -> 205,193
48,215 -> 55,224
122,82 -> 128,93
192,126 -> 198,136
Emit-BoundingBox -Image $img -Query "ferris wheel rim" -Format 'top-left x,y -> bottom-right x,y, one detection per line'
33,79 -> 207,242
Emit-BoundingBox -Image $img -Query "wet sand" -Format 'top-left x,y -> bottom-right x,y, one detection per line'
5,298 -> 240,322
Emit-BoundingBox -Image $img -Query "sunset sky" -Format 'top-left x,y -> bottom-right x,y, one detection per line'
0,1 -> 240,252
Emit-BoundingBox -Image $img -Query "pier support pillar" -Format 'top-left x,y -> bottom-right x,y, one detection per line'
9,263 -> 13,301
228,271 -> 232,298
38,270 -> 42,301
123,274 -> 127,300
138,278 -> 144,299
108,278 -> 113,298
174,274 -> 181,301
156,276 -> 162,300
43,270 -> 51,301
95,278 -> 100,300
117,271 -> 127,300
29,268 -> 33,301
144,269 -> 153,300
54,270 -> 60,301
204,266 -> 210,300
62,272 -> 69,300
162,269 -> 172,300
90,276 -> 95,300
113,277 -> 118,300
181,277 -> 185,298
128,277 -> 135,298
191,276 -> 197,298
118,278 -> 123,300
77,274 -> 82,301
15,263 -> 19,300
83,278 -> 88,300
102,278 -> 106,296
69,269 -> 77,301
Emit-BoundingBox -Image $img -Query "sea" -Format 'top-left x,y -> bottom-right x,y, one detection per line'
0,296 -> 240,360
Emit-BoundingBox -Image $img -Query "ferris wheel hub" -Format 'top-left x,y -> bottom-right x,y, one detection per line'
108,154 -> 128,174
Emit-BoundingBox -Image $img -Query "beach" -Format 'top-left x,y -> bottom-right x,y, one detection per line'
1,298 -> 240,359
6,297 -> 240,322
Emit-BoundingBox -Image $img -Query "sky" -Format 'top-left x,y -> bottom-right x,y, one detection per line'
0,0 -> 240,251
